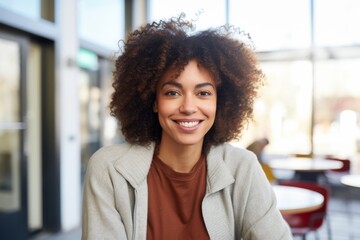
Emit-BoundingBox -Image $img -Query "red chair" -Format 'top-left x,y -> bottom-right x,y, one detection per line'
324,157 -> 351,186
325,157 -> 351,173
280,181 -> 331,240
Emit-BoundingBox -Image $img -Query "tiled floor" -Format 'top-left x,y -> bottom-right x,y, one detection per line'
30,227 -> 81,240
294,185 -> 360,240
31,186 -> 360,240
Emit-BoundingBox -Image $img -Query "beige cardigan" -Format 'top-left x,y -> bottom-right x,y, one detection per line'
82,143 -> 292,240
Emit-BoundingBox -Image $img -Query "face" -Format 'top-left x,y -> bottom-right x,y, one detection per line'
154,60 -> 217,149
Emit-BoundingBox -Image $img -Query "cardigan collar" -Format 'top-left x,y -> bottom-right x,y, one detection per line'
114,143 -> 235,192
206,144 -> 235,193
113,143 -> 155,189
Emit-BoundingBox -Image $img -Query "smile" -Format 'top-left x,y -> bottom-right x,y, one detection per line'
176,121 -> 201,128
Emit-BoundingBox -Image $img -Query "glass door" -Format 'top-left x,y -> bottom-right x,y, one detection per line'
0,32 -> 28,239
79,68 -> 101,181
77,50 -> 122,183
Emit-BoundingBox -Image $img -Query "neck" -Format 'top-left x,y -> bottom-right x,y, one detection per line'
157,141 -> 203,173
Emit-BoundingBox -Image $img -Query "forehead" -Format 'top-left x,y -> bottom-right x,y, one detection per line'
158,60 -> 215,86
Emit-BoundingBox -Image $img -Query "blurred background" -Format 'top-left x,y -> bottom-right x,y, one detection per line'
0,0 -> 360,239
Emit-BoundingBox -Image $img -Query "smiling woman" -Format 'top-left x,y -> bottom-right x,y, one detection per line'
154,60 -> 217,169
81,15 -> 292,240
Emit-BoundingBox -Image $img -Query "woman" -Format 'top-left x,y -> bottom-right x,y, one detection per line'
82,15 -> 292,240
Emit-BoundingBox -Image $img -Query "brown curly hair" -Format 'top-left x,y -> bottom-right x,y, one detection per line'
110,14 -> 264,150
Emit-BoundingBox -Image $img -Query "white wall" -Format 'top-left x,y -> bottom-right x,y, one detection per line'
56,0 -> 81,231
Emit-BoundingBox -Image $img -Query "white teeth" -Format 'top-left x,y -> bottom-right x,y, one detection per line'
178,121 -> 199,127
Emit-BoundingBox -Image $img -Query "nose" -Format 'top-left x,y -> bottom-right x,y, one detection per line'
179,95 -> 197,114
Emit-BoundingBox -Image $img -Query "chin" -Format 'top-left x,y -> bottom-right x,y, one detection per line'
175,138 -> 204,147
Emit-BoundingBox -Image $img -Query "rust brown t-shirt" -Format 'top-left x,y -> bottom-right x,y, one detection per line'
147,155 -> 210,240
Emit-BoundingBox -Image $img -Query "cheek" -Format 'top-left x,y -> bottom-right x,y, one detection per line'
156,100 -> 173,117
206,106 -> 216,115
205,100 -> 217,117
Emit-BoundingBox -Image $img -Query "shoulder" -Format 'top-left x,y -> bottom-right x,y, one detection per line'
88,143 -> 133,167
86,143 -> 155,184
87,143 -> 154,173
213,143 -> 258,164
209,143 -> 261,175
87,142 -> 155,167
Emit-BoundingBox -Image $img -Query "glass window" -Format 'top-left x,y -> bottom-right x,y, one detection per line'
78,0 -> 125,50
27,43 -> 43,230
234,61 -> 313,155
315,0 -> 360,46
314,59 -> 360,155
79,67 -> 101,179
0,0 -> 41,19
0,37 -> 21,212
0,38 -> 20,123
148,0 -> 227,31
100,59 -> 123,146
229,0 -> 311,51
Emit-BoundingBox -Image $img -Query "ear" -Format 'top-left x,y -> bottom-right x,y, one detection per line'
153,101 -> 158,112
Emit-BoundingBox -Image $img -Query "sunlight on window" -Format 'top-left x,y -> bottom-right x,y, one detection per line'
78,0 -> 125,50
148,0 -> 226,31
229,0 -> 310,51
315,0 -> 360,46
314,59 -> 360,155
0,0 -> 40,19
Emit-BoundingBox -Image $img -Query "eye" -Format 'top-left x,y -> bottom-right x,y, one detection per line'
197,90 -> 212,96
164,90 -> 180,96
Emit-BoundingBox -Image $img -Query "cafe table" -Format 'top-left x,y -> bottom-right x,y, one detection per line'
272,185 -> 324,214
269,157 -> 343,182
340,174 -> 360,188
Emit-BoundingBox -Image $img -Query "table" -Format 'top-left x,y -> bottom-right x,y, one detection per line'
341,174 -> 360,188
269,157 -> 343,182
273,185 -> 324,214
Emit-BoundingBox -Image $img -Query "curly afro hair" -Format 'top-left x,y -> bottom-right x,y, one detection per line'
110,14 -> 264,150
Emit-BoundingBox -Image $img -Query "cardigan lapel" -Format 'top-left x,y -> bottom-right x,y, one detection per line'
113,143 -> 156,189
206,145 -> 235,193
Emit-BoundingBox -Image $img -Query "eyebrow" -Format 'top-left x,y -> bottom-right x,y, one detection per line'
160,81 -> 215,90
